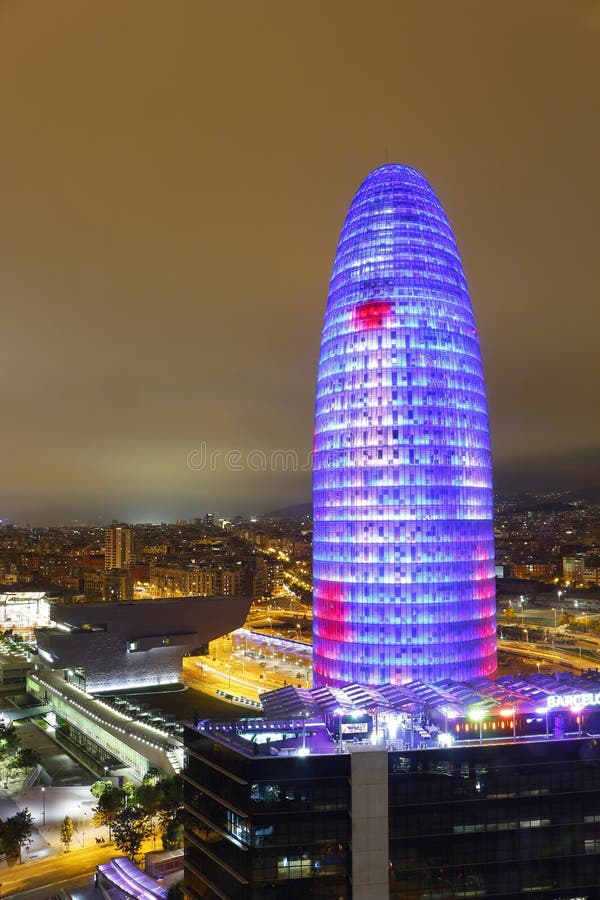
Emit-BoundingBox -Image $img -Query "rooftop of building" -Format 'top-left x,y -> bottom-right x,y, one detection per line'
189,670 -> 600,760
29,669 -> 183,757
0,582 -> 77,596
0,648 -> 32,667
50,593 -> 249,608
97,856 -> 168,900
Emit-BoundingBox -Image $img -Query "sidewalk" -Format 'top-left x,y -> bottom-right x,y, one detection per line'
0,783 -> 109,867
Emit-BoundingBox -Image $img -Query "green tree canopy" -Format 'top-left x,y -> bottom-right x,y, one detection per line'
0,808 -> 34,861
162,816 -> 184,850
9,747 -> 41,772
60,815 -> 74,851
112,806 -> 152,860
0,722 -> 20,761
90,779 -> 112,799
135,782 -> 163,818
93,785 -> 126,839
156,776 -> 183,830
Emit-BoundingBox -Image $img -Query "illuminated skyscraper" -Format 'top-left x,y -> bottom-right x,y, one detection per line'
313,164 -> 496,687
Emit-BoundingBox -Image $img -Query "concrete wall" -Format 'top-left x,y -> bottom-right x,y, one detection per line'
350,748 -> 389,900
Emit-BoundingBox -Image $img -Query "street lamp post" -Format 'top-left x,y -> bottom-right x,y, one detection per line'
41,787 -> 46,826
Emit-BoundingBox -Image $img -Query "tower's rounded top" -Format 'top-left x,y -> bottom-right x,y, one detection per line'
328,163 -> 464,309
353,163 -> 441,208
363,162 -> 427,182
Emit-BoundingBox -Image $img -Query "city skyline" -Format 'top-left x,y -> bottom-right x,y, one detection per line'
1,1 -> 599,524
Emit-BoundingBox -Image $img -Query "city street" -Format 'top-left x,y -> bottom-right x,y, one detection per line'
500,639 -> 597,673
182,628 -> 313,706
0,835 -> 155,899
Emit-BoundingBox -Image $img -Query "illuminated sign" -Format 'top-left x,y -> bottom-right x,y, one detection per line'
546,692 -> 600,710
341,722 -> 369,735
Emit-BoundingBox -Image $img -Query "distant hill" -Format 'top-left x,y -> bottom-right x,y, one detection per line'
265,485 -> 599,520
566,485 -> 600,504
265,501 -> 312,519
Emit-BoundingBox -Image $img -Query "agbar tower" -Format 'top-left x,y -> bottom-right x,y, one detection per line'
312,164 -> 496,687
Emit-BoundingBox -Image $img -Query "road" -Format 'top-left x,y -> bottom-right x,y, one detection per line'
500,639 -> 600,672
0,836 -> 154,899
182,627 -> 314,706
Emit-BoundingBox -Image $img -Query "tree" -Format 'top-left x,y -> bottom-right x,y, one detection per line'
156,776 -> 183,831
122,780 -> 135,805
9,747 -> 41,772
504,607 -> 516,622
90,779 -> 112,799
561,611 -> 574,626
0,722 -> 20,761
112,806 -> 152,860
135,782 -> 163,819
0,809 -> 34,862
143,767 -> 160,785
162,815 -> 184,850
93,785 -> 126,840
60,815 -> 74,852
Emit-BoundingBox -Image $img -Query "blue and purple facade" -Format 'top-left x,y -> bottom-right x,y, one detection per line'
313,165 -> 496,687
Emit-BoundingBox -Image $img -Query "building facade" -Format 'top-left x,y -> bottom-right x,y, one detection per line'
313,164 -> 496,687
104,523 -> 133,570
151,565 -> 243,599
184,697 -> 600,899
35,594 -> 251,692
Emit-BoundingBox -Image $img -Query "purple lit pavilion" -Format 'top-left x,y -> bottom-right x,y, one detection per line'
312,164 -> 497,687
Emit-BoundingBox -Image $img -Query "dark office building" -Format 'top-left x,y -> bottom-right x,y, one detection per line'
184,723 -> 352,900
183,673 -> 600,899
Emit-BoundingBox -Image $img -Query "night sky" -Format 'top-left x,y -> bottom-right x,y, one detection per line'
1,1 -> 599,524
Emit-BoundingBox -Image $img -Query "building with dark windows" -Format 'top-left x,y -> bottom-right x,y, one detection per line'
184,671 -> 600,899
313,164 -> 496,687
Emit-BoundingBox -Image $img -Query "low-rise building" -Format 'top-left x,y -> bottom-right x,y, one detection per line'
35,594 -> 251,693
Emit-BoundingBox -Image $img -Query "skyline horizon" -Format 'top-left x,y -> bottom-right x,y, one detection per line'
1,4 -> 598,524
2,476 -> 599,529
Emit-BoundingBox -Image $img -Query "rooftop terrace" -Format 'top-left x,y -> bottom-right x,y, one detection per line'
191,670 -> 600,759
